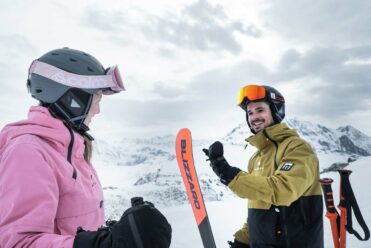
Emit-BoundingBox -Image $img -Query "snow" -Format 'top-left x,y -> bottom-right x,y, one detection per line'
4,116 -> 369,246
320,157 -> 371,248
1,103 -> 369,246
92,120 -> 371,248
96,156 -> 371,248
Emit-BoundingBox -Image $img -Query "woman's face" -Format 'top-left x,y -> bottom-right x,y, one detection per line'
84,91 -> 103,126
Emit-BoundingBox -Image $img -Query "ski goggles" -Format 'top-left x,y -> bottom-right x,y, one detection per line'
237,85 -> 284,105
237,85 -> 267,105
28,60 -> 125,94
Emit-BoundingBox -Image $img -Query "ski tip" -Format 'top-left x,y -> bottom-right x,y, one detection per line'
178,127 -> 190,133
177,128 -> 191,137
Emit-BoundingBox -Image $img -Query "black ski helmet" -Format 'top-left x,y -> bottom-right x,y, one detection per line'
238,85 -> 285,133
27,47 -> 124,135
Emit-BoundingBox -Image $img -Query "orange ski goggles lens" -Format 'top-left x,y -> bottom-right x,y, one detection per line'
237,85 -> 267,105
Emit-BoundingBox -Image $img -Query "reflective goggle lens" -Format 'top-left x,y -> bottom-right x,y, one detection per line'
106,65 -> 125,92
237,85 -> 266,105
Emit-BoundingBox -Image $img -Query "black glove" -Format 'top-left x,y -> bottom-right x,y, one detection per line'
73,197 -> 172,248
228,239 -> 250,248
203,141 -> 241,186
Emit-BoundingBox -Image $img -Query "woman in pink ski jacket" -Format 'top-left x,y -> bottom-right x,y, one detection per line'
0,48 -> 172,248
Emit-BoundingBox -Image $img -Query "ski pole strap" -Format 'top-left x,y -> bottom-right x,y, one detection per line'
338,169 -> 370,241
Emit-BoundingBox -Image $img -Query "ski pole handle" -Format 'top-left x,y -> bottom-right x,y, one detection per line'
320,178 -> 340,248
320,178 -> 336,213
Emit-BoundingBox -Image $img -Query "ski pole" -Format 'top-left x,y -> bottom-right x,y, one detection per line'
319,178 -> 340,248
338,169 -> 370,245
338,170 -> 351,248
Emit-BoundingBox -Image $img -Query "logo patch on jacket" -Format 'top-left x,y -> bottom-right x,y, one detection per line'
280,162 -> 294,171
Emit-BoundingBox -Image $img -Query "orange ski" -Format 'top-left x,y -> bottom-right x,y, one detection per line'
176,128 -> 216,248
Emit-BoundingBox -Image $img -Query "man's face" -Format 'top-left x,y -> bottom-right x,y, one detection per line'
246,101 -> 274,133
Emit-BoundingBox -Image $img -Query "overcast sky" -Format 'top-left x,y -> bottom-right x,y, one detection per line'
1,0 -> 371,141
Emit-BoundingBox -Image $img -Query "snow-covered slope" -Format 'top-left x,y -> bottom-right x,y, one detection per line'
96,153 -> 371,248
160,156 -> 371,248
93,118 -> 371,247
94,118 -> 371,215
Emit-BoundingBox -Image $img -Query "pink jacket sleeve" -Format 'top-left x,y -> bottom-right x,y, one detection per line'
0,142 -> 75,247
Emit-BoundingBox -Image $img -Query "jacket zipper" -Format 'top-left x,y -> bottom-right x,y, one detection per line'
263,129 -> 290,247
262,129 -> 279,169
64,123 -> 77,179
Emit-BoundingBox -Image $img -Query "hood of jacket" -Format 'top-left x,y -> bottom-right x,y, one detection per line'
0,106 -> 85,158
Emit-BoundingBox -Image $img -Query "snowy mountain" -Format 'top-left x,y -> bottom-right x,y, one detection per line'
93,118 -> 371,220
93,118 -> 371,247
287,118 -> 371,156
222,118 -> 371,156
337,125 -> 371,153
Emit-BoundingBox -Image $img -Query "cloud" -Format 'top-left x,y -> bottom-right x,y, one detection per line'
94,96 -> 212,139
150,81 -> 184,99
95,59 -> 271,137
101,59 -> 274,138
2,0 -> 370,138
0,35 -> 37,95
81,0 -> 262,54
142,0 -> 261,54
0,34 -> 37,60
163,45 -> 371,125
82,7 -> 127,32
271,46 -> 371,119
189,59 -> 273,100
262,0 -> 371,46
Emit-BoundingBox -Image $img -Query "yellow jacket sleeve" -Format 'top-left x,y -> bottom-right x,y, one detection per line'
234,222 -> 250,244
228,140 -> 318,206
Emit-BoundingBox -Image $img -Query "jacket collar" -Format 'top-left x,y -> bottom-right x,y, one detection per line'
246,123 -> 299,150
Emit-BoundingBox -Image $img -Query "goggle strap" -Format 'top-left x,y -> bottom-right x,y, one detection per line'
29,60 -> 124,92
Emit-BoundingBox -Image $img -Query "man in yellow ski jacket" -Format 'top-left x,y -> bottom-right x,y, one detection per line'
203,85 -> 324,248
